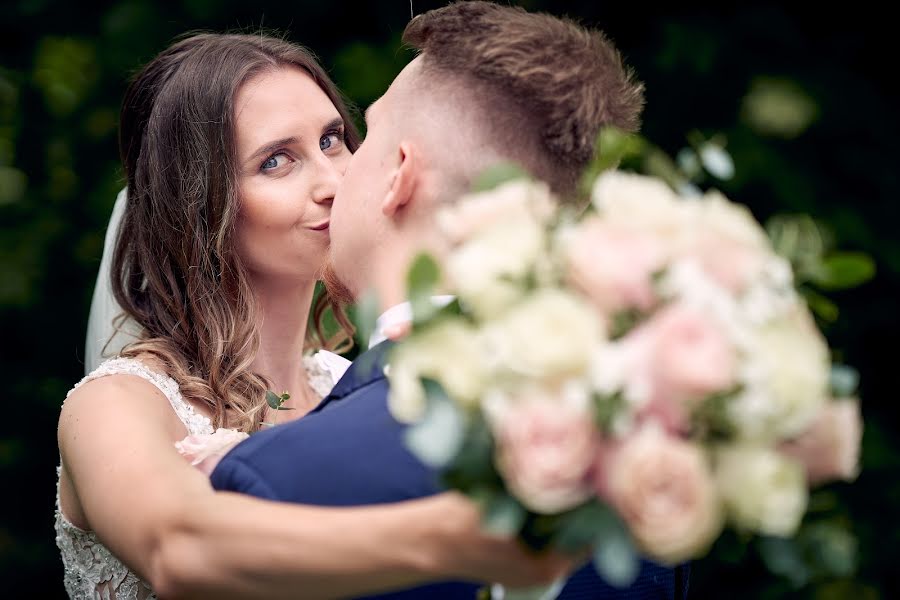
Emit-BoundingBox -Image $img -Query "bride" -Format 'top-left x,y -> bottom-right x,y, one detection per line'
57,32 -> 571,599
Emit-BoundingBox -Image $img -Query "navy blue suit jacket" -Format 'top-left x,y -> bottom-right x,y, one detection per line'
211,343 -> 688,599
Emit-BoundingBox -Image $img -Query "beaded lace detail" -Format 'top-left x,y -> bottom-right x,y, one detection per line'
54,355 -> 336,598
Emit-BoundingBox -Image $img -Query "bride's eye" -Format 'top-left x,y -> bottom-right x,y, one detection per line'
320,130 -> 343,152
261,152 -> 291,172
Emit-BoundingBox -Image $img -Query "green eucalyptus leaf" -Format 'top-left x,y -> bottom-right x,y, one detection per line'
481,493 -> 528,537
265,390 -> 282,410
406,253 -> 441,324
404,378 -> 466,468
592,525 -> 640,589
810,252 -> 876,290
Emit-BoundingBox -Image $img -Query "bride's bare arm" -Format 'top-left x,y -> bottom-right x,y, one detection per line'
58,375 -> 570,599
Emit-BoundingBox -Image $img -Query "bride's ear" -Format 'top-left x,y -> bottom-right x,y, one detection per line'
382,141 -> 418,218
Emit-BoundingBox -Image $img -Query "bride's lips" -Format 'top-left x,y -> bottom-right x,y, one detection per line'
308,221 -> 330,231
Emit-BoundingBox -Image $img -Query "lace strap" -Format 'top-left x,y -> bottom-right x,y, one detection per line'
68,357 -> 213,436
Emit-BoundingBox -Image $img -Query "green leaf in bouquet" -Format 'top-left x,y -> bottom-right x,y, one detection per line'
642,149 -> 688,193
352,289 -> 381,351
675,147 -> 702,181
802,522 -> 858,579
592,520 -> 640,589
691,386 -> 742,441
471,162 -> 530,193
550,501 -> 614,553
809,252 -> 876,291
480,492 -> 528,537
698,142 -> 735,181
765,214 -> 831,281
578,127 -> 645,199
757,536 -> 811,588
406,253 -> 442,326
801,288 -> 840,323
442,410 -> 503,492
592,392 -> 625,434
403,378 -> 465,469
608,308 -> 645,341
829,364 -> 860,398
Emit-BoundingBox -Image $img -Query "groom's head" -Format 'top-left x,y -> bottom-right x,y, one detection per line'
326,1 -> 644,307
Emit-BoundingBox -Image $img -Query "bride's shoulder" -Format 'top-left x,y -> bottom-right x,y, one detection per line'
67,354 -> 177,403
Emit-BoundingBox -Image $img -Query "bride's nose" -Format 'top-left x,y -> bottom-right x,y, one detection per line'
311,155 -> 341,205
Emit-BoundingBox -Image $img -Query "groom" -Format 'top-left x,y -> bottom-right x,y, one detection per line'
213,3 -> 685,598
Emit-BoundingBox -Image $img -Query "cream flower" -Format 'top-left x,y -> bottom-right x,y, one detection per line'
484,289 -> 601,379
715,444 -> 808,537
387,319 -> 489,422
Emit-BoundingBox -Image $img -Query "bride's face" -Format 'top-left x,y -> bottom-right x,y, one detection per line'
234,66 -> 350,283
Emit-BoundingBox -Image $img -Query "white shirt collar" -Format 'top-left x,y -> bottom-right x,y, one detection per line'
368,295 -> 456,349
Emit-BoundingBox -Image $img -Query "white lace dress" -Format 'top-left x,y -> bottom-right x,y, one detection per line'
55,353 -> 348,599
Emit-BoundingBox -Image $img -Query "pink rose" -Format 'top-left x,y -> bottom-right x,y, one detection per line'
485,386 -> 599,514
599,425 -> 722,564
566,217 -> 666,317
650,304 -> 736,413
175,428 -> 249,476
611,305 -> 737,434
779,400 -> 863,485
683,234 -> 764,294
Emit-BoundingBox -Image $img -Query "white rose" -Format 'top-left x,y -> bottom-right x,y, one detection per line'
446,215 -> 545,319
436,179 -> 556,244
590,171 -> 690,244
697,190 -> 771,252
732,306 -> 830,440
387,320 -> 488,422
715,444 -> 808,537
485,289 -> 602,379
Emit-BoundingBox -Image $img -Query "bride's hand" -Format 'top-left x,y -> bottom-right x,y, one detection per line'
425,492 -> 581,588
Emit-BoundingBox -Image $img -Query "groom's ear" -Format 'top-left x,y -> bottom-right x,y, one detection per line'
382,141 -> 418,218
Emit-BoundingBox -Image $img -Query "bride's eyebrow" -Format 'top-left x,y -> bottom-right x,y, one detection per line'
247,137 -> 298,162
321,117 -> 344,132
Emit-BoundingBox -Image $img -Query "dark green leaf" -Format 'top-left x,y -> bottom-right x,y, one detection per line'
442,411 -> 502,492
765,215 -> 830,278
481,492 -> 528,536
265,390 -> 282,410
810,252 -> 876,290
592,392 -> 625,434
830,365 -> 860,397
802,288 -> 840,322
406,253 -> 441,325
592,525 -> 640,588
758,536 -> 810,588
552,501 -> 614,553
802,522 -> 858,578
471,162 -> 530,193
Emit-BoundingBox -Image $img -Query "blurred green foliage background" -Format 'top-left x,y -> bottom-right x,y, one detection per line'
1,0 -> 897,597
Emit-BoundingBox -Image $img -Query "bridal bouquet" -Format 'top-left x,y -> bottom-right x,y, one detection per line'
385,133 -> 865,588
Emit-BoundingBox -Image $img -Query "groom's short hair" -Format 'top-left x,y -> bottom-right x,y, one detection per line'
402,1 -> 645,201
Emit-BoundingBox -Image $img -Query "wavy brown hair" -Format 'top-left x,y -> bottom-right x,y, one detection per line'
111,33 -> 359,432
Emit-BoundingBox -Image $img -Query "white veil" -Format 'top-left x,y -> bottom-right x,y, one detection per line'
84,187 -> 140,374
